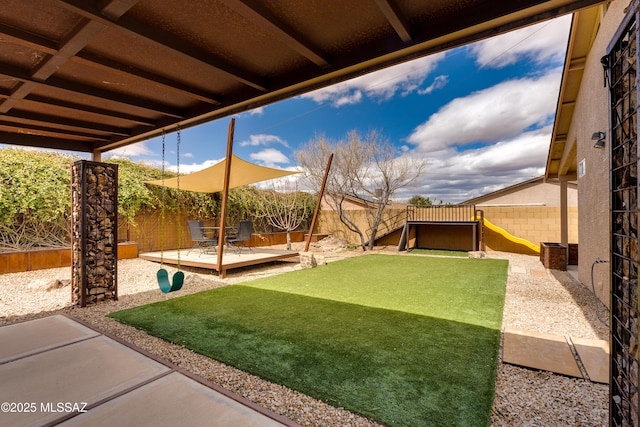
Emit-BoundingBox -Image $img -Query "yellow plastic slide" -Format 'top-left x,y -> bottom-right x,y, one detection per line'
473,216 -> 540,254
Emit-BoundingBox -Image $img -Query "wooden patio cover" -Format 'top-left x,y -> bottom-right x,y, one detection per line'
0,0 -> 607,156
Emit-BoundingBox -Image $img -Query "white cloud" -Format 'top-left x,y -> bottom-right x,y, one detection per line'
168,157 -> 224,174
397,18 -> 571,202
254,166 -> 306,191
237,106 -> 265,117
407,68 -> 562,152
250,148 -> 289,167
470,15 -> 572,68
334,90 -> 363,106
106,141 -> 153,157
396,127 -> 551,203
248,107 -> 264,116
240,134 -> 289,147
300,53 -> 446,106
418,75 -> 448,95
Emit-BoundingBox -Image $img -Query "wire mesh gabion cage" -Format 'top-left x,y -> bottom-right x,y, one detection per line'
608,10 -> 639,426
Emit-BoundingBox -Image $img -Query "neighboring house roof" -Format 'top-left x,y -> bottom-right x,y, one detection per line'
460,176 -> 578,206
545,7 -> 602,180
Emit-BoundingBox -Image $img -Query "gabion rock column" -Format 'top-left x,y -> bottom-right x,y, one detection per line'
71,160 -> 118,306
607,13 -> 639,426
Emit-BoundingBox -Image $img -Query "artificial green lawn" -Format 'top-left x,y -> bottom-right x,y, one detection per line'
408,248 -> 468,257
110,254 -> 508,427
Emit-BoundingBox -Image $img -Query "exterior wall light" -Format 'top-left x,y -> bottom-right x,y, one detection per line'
592,131 -> 606,149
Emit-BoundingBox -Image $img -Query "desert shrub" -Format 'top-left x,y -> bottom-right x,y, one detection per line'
0,149 -> 75,249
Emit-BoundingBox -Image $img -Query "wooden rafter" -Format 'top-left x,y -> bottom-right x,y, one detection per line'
0,0 -> 138,114
373,0 -> 412,43
224,0 -> 329,68
0,24 -> 221,106
54,0 -> 268,91
0,62 -> 184,118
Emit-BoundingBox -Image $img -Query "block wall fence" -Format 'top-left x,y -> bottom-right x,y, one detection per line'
0,205 -> 578,274
316,205 -> 578,252
480,206 -> 579,248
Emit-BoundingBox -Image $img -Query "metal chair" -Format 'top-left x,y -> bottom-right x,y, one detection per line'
187,220 -> 217,256
226,220 -> 254,254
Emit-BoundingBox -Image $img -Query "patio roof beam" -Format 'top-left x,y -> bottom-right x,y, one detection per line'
224,0 -> 330,68
0,23 -> 58,56
0,132 -> 94,152
54,0 -> 268,91
71,53 -> 222,105
19,94 -> 157,127
0,0 -> 138,114
0,91 -> 156,127
30,19 -> 107,82
0,120 -> 111,142
0,25 -> 222,106
373,0 -> 413,42
0,23 -> 221,108
0,63 -> 184,119
2,110 -> 131,137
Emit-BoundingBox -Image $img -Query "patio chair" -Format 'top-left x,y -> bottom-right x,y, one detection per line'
226,220 -> 254,254
187,220 -> 217,256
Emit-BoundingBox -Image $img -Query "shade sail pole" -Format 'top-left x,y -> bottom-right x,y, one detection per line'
216,118 -> 235,277
304,153 -> 333,252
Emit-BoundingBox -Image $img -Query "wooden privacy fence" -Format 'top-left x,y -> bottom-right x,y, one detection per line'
118,208 -> 307,253
406,204 -> 477,222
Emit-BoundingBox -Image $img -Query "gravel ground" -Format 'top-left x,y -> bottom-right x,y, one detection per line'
486,251 -> 609,427
0,241 -> 609,426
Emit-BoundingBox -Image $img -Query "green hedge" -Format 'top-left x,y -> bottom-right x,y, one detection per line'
0,149 -> 314,251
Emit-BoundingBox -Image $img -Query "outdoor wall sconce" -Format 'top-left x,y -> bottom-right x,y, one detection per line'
592,131 -> 606,149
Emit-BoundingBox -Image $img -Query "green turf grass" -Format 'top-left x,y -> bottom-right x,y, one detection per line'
110,254 -> 507,427
408,248 -> 468,257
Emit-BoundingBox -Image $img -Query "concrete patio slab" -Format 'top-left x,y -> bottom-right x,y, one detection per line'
573,337 -> 610,384
0,335 -> 171,427
59,372 -> 285,427
0,315 -> 99,363
503,328 -> 582,378
0,315 -> 295,427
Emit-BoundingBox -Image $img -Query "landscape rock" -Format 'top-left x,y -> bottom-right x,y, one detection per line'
468,251 -> 486,258
27,279 -> 70,292
299,252 -> 317,269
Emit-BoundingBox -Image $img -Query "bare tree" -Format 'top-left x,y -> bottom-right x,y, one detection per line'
297,130 -> 426,250
257,181 -> 314,250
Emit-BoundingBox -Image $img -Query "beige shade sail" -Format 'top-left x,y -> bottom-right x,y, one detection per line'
145,155 -> 300,193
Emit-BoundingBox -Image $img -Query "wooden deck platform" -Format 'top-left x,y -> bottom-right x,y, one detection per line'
140,248 -> 299,277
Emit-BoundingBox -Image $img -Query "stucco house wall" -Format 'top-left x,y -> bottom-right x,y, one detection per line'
563,1 -> 627,306
465,177 -> 577,207
463,177 -> 578,252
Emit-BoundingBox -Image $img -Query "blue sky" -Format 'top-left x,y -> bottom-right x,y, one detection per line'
109,15 -> 572,203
